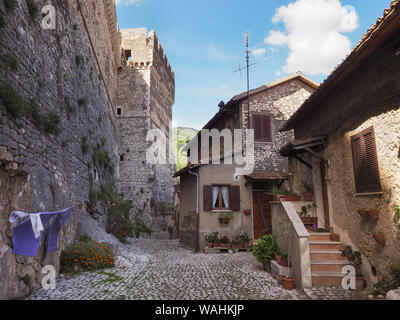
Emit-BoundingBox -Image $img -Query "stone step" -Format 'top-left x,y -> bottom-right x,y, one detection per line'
311,260 -> 349,272
309,233 -> 332,241
312,271 -> 345,287
309,241 -> 344,251
310,250 -> 347,261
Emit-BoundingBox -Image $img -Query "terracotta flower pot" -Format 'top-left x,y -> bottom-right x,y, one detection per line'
220,243 -> 228,248
224,218 -> 230,224
368,209 -> 379,220
274,254 -> 281,264
279,257 -> 289,268
273,195 -> 283,202
281,276 -> 295,290
303,192 -> 313,201
357,209 -> 369,218
355,276 -> 365,292
301,217 -> 312,224
214,243 -> 220,248
207,243 -> 213,248
283,196 -> 301,202
374,234 -> 385,245
243,242 -> 249,249
311,217 -> 318,225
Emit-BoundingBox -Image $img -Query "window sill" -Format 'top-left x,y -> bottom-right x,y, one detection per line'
212,210 -> 233,213
354,192 -> 384,197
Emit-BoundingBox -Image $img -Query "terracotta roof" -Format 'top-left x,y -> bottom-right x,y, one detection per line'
281,0 -> 400,132
203,72 -> 318,130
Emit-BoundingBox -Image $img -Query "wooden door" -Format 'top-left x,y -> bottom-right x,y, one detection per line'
253,191 -> 273,240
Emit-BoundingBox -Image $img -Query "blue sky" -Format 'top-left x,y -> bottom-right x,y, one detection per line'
116,0 -> 392,130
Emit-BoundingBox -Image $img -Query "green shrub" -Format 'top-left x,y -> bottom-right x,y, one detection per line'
42,112 -> 61,136
75,55 -> 84,68
133,217 -> 152,239
252,234 -> 279,263
60,239 -> 115,273
79,233 -> 92,242
0,84 -> 26,117
81,136 -> 90,154
77,97 -> 88,111
2,54 -> 19,70
26,0 -> 38,21
4,0 -> 18,12
0,13 -> 6,29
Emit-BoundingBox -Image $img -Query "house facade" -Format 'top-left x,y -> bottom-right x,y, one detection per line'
175,73 -> 318,251
280,1 -> 400,287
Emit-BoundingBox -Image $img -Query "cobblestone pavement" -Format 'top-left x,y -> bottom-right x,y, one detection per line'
27,240 -> 365,300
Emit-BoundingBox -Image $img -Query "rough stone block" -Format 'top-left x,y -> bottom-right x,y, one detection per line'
271,260 -> 294,282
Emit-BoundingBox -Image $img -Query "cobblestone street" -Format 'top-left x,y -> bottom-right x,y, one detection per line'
27,240 -> 365,300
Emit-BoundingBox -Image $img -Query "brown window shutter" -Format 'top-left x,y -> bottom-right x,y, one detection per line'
203,185 -> 213,211
230,186 -> 241,211
252,115 -> 262,140
362,128 -> 381,192
351,127 -> 381,193
262,115 -> 272,141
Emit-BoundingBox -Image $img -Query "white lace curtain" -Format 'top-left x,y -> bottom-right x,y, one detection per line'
212,187 -> 219,208
221,187 -> 229,208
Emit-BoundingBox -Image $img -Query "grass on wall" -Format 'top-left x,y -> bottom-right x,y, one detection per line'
0,13 -> 6,29
4,0 -> 19,12
1,54 -> 19,70
26,0 -> 38,21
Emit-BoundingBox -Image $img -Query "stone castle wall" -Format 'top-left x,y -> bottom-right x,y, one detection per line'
0,0 -> 121,299
117,28 -> 176,239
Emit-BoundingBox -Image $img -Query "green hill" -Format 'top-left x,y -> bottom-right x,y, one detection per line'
172,127 -> 199,171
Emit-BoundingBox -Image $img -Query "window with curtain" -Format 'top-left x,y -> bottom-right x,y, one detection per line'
212,186 -> 230,210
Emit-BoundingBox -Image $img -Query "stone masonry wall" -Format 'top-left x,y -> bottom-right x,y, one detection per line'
240,79 -> 316,175
0,0 -> 120,299
117,28 -> 176,239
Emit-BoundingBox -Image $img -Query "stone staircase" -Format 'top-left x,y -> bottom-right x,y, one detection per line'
309,232 -> 348,287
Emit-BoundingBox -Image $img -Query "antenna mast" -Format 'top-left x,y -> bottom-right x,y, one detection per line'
245,32 -> 251,129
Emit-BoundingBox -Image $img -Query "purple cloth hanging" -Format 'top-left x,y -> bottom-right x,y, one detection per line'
11,207 -> 74,257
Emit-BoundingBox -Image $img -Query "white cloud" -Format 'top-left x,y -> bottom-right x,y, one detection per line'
265,0 -> 359,75
207,44 -> 228,61
115,0 -> 143,6
251,48 -> 267,58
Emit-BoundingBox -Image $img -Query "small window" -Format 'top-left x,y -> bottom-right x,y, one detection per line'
120,155 -> 124,162
212,186 -> 230,210
252,114 -> 272,142
351,126 -> 382,193
117,108 -> 122,116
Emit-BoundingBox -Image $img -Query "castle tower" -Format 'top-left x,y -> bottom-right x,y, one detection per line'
116,28 -> 176,238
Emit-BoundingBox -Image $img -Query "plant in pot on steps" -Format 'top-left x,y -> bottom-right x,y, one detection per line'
269,187 -> 284,202
341,246 -> 365,291
220,236 -> 229,248
279,218 -> 295,290
302,181 -> 313,201
205,232 -> 218,248
232,237 -> 241,249
252,234 -> 279,273
275,249 -> 289,267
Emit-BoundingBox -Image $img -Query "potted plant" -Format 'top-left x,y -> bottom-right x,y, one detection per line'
228,247 -> 234,254
218,212 -> 233,224
341,246 -> 365,291
252,234 -> 279,272
269,187 -> 284,202
302,181 -> 313,201
205,232 -> 218,248
281,275 -> 295,290
232,237 -> 241,249
275,249 -> 289,267
261,226 -> 273,236
300,206 -> 311,224
281,189 -> 301,202
239,232 -> 251,248
368,209 -> 379,220
220,236 -> 229,248
373,231 -> 385,245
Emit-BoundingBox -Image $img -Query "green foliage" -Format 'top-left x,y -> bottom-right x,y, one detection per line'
302,181 -> 313,192
81,136 -> 90,154
239,232 -> 251,243
133,217 -> 152,239
268,187 -> 282,196
372,268 -> 400,297
23,274 -> 33,295
42,112 -> 61,136
393,203 -> 400,230
0,13 -> 6,29
2,54 -> 19,70
75,55 -> 84,68
64,97 -> 76,116
0,84 -> 26,117
4,0 -> 18,12
79,233 -> 92,242
60,239 -> 115,273
342,246 -> 362,276
205,232 -> 219,243
78,97 -> 88,111
172,127 -> 199,171
26,0 -> 38,21
73,23 -> 79,30
252,234 -> 279,263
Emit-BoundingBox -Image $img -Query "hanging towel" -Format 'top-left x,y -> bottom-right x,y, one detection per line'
45,208 -> 74,258
10,211 -> 45,239
9,211 -> 29,223
10,207 -> 74,257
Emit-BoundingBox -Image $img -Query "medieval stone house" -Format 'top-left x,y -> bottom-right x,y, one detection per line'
280,0 -> 400,288
175,73 -> 318,251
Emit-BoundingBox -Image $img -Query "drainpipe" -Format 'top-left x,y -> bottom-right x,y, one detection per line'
188,169 -> 199,214
188,169 -> 199,252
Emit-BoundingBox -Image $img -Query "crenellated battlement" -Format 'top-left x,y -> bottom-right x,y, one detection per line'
120,28 -> 175,82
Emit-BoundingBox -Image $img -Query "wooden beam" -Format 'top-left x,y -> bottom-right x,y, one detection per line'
294,155 -> 312,169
